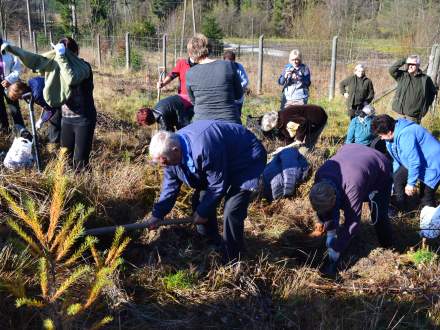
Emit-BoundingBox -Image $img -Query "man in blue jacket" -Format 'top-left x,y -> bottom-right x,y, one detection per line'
146,120 -> 267,262
372,114 -> 440,210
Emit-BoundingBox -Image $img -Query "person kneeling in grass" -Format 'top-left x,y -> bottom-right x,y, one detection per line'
371,114 -> 440,211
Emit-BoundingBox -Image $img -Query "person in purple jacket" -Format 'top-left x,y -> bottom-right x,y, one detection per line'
309,144 -> 393,277
8,77 -> 61,148
145,120 -> 267,262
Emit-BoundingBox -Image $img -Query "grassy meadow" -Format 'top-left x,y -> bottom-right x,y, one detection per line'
0,43 -> 439,329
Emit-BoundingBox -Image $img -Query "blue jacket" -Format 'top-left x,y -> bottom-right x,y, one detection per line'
386,119 -> 440,188
28,77 -> 60,122
262,147 -> 308,201
278,63 -> 311,101
152,120 -> 267,219
345,115 -> 374,145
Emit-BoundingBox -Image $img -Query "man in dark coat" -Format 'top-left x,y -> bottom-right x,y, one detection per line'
339,64 -> 375,119
309,144 -> 393,277
146,120 -> 267,262
261,104 -> 327,152
389,55 -> 437,123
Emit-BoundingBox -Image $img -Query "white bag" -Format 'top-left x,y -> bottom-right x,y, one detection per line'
3,137 -> 34,170
420,205 -> 440,239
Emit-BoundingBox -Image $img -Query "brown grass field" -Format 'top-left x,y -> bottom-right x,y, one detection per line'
0,46 -> 439,329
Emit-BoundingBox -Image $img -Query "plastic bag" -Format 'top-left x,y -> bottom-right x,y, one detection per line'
4,137 -> 34,170
420,205 -> 440,239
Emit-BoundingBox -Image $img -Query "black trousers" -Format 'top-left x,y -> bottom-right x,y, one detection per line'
192,187 -> 252,261
60,120 -> 95,169
0,91 -> 24,130
393,166 -> 439,209
47,110 -> 62,144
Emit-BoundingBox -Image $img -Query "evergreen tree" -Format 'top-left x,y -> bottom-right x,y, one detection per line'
201,15 -> 224,56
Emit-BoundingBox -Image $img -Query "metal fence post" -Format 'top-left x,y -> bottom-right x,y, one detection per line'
49,30 -> 53,46
125,32 -> 130,70
328,35 -> 338,101
33,31 -> 38,53
18,30 -> 22,49
162,34 -> 167,74
96,33 -> 102,68
257,35 -> 264,95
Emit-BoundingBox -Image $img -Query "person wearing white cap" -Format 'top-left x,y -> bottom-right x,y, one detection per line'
339,64 -> 375,119
345,104 -> 376,146
278,49 -> 311,108
389,55 -> 437,123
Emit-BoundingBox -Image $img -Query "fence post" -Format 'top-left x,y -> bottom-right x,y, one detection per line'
18,30 -> 22,49
430,45 -> 440,85
238,44 -> 241,58
174,34 -> 177,66
125,32 -> 130,70
427,44 -> 438,77
328,35 -> 338,101
49,30 -> 53,46
162,34 -> 167,74
33,31 -> 38,53
96,33 -> 101,68
257,35 -> 264,95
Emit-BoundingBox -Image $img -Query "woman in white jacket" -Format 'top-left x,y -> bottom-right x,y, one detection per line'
0,38 -> 23,134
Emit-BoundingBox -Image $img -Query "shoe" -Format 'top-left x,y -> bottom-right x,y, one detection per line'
319,260 -> 339,279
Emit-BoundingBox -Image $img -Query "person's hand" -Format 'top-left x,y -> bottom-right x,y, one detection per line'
343,92 -> 349,99
291,72 -> 298,80
51,42 -> 66,56
193,212 -> 208,224
35,118 -> 43,130
405,185 -> 416,196
145,216 -> 162,230
309,222 -> 326,238
157,81 -> 164,89
1,80 -> 10,88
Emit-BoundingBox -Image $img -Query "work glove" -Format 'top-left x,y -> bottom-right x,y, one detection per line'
51,42 -> 66,56
35,118 -> 43,130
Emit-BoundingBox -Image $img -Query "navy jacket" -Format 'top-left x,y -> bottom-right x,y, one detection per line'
152,120 -> 267,218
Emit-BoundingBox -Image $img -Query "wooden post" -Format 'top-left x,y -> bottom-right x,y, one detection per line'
257,35 -> 264,95
125,32 -> 130,70
96,34 -> 102,68
328,36 -> 338,101
430,45 -> 440,85
251,17 -> 254,56
162,34 -> 167,74
174,34 -> 177,66
71,1 -> 77,39
427,44 -> 437,77
180,0 -> 187,57
191,0 -> 196,35
18,30 -> 22,49
26,0 -> 32,43
42,0 -> 47,37
33,31 -> 38,53
238,44 -> 241,58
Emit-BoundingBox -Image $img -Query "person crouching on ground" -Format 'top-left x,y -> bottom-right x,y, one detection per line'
8,78 -> 62,152
136,96 -> 194,132
309,144 -> 393,277
345,104 -> 375,146
261,104 -> 327,154
371,114 -> 440,211
146,120 -> 267,262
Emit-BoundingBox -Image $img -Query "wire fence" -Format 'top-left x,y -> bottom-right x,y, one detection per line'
6,30 -> 435,100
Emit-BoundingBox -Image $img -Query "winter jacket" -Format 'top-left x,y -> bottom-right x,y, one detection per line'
315,144 -> 392,253
277,105 -> 327,143
345,115 -> 374,145
1,44 -> 90,108
339,75 -> 374,111
386,119 -> 440,189
28,77 -> 60,123
262,147 -> 309,201
389,58 -> 437,120
278,63 -> 311,102
0,48 -> 21,84
167,58 -> 194,107
152,120 -> 267,219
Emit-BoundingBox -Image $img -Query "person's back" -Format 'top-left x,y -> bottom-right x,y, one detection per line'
186,60 -> 243,124
345,115 -> 374,146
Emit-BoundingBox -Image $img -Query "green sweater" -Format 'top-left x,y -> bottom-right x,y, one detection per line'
1,44 -> 90,108
339,75 -> 374,110
389,58 -> 437,119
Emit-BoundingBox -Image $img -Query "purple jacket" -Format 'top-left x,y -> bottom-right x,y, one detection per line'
152,120 -> 267,219
315,144 -> 392,252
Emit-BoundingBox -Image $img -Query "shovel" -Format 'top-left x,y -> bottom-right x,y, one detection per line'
21,92 -> 42,172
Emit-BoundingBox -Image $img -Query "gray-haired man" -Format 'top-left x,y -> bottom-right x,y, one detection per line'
389,55 -> 437,123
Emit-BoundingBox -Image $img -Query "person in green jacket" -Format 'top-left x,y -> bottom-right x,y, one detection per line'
339,64 -> 375,119
389,55 -> 437,123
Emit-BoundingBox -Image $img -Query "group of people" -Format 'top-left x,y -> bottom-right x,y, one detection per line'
1,32 -> 439,277
0,37 -> 96,169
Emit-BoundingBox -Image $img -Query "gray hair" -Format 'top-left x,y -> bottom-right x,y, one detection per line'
309,181 -> 336,214
289,49 -> 302,61
261,111 -> 279,132
149,131 -> 181,161
406,55 -> 421,65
